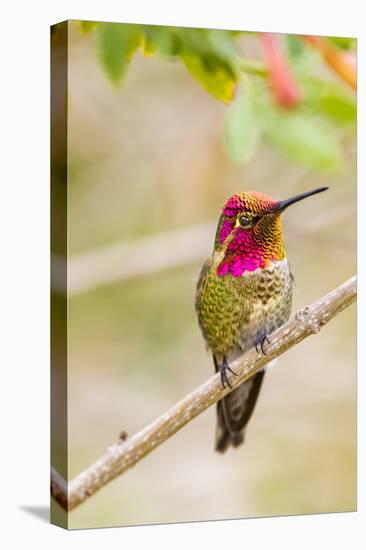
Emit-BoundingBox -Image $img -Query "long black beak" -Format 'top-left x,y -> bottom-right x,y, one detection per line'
275,186 -> 329,213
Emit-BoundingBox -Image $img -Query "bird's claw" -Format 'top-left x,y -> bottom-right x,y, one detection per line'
255,335 -> 271,356
219,358 -> 237,389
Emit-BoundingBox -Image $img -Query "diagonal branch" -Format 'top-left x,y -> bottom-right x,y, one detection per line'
51,275 -> 356,511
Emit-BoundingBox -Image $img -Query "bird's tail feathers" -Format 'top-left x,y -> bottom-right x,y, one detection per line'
215,370 -> 265,453
215,413 -> 244,453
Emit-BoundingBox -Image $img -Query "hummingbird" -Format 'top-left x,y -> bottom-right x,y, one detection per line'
195,186 -> 328,453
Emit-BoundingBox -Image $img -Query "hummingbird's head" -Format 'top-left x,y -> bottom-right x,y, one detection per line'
213,187 -> 328,277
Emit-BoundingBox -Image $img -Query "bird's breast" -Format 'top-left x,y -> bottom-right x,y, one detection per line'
235,258 -> 293,354
196,257 -> 293,358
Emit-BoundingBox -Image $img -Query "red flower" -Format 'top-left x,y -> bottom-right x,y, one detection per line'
261,33 -> 303,109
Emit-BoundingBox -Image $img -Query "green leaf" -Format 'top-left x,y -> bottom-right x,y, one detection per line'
304,78 -> 356,126
224,87 -> 259,163
205,29 -> 238,61
327,36 -> 356,50
256,100 -> 343,171
180,53 -> 237,103
97,23 -> 141,85
142,26 -> 181,57
78,20 -> 99,34
286,35 -> 304,58
319,89 -> 356,125
285,36 -> 320,77
141,27 -> 240,102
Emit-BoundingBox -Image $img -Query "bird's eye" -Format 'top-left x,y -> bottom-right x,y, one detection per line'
238,214 -> 253,228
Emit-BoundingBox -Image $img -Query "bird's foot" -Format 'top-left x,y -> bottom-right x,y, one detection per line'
219,357 -> 237,389
255,335 -> 271,356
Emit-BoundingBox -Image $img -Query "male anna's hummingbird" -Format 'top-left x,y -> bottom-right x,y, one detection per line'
195,187 -> 328,453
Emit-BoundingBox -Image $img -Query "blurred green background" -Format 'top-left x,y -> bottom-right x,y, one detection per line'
53,22 -> 356,528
